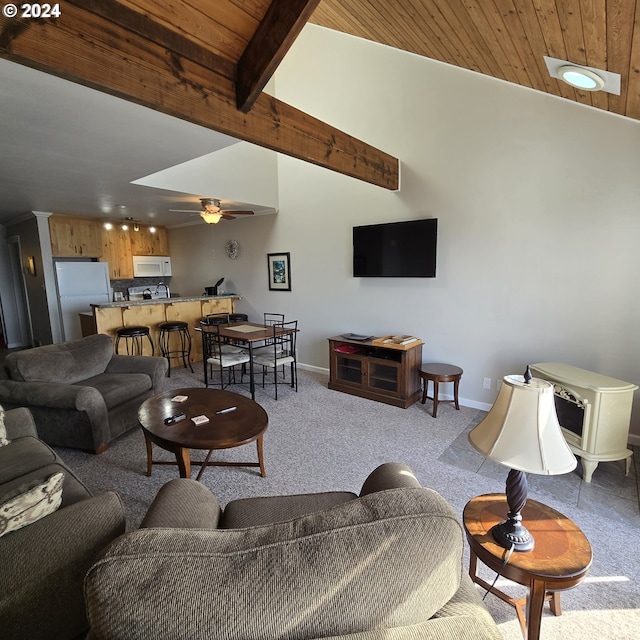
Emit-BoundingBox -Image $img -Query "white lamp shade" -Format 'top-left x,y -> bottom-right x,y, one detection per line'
469,375 -> 577,475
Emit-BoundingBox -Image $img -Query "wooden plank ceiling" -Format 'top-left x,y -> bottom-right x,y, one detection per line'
1,0 -> 638,197
310,0 -> 640,121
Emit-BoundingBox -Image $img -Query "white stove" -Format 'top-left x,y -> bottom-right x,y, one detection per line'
127,285 -> 170,301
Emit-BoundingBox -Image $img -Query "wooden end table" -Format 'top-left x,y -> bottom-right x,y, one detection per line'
138,387 -> 268,481
463,494 -> 592,640
419,363 -> 463,417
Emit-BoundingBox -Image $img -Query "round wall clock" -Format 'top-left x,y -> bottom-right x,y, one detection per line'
225,239 -> 239,259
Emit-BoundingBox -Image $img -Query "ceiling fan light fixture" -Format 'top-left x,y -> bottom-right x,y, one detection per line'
557,65 -> 605,91
200,211 -> 222,224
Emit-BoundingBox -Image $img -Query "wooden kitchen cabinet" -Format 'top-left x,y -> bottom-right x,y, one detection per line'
328,336 -> 423,408
130,226 -> 169,256
49,215 -> 103,257
93,296 -> 238,361
101,226 -> 133,279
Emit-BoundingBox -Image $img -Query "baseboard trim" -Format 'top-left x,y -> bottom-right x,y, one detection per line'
298,363 -> 493,413
298,363 -> 329,375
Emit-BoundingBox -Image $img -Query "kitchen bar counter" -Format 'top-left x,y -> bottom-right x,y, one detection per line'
88,295 -> 241,361
90,294 -> 240,309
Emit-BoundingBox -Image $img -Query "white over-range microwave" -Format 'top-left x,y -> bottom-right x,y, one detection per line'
132,256 -> 172,278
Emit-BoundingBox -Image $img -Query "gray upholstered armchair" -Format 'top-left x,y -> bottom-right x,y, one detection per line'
84,463 -> 502,639
0,334 -> 168,453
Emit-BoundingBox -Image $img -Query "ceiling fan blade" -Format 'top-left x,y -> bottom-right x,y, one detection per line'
221,210 -> 254,215
169,209 -> 201,213
221,214 -> 236,220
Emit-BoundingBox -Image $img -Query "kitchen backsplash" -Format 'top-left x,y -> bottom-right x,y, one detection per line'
111,277 -> 174,301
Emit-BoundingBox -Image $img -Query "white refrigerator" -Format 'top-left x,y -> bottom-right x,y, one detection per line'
55,261 -> 111,342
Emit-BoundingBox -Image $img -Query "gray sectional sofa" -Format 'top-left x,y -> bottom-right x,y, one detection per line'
0,334 -> 168,453
0,407 -> 126,640
84,463 -> 502,639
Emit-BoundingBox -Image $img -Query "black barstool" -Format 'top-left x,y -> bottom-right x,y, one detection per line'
229,313 -> 249,322
158,321 -> 193,377
115,326 -> 154,356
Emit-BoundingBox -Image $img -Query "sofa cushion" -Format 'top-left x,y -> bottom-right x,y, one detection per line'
221,491 -> 357,528
80,373 -> 152,410
5,334 -> 113,384
2,462 -> 92,508
0,471 -> 64,538
0,436 -> 57,485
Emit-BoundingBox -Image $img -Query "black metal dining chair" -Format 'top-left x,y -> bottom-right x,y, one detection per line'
203,313 -> 229,325
200,316 -> 245,355
252,320 -> 298,399
254,312 -> 285,356
201,323 -> 250,390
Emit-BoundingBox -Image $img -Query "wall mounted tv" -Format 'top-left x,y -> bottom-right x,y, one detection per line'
353,218 -> 438,278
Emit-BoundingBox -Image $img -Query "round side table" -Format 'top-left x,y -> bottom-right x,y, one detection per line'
463,494 -> 592,640
419,363 -> 463,417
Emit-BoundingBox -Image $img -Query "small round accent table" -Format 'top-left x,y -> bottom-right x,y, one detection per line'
463,494 -> 592,640
419,363 -> 463,417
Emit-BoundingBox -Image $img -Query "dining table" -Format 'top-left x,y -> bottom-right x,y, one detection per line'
198,321 -> 299,400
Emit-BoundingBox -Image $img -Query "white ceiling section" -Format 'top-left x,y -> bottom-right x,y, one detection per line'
0,58 -> 274,227
132,142 -> 280,223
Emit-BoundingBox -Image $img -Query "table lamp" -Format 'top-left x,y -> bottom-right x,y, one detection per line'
468,366 -> 577,552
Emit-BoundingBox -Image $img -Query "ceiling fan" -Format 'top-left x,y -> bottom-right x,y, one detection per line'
169,198 -> 255,224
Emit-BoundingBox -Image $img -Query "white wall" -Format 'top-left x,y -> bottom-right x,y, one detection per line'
168,25 -> 640,440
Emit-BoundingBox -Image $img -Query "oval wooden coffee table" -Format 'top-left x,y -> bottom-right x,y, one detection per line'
138,387 -> 268,481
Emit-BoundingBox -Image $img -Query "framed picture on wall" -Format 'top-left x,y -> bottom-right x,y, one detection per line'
267,252 -> 291,291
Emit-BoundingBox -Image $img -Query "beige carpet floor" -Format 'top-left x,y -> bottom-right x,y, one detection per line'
56,364 -> 640,640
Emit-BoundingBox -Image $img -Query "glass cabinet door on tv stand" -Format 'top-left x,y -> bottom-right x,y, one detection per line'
328,336 -> 423,409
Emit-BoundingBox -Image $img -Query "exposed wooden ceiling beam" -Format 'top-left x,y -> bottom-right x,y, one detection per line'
65,0 -> 236,80
0,8 -> 399,190
236,0 -> 321,112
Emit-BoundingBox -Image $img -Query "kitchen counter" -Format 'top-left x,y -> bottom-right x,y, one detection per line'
90,294 -> 240,309
90,295 -> 241,361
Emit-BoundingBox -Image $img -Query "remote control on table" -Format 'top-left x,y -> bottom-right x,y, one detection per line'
164,413 -> 186,425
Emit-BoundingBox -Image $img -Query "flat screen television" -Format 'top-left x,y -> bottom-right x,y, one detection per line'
353,218 -> 437,277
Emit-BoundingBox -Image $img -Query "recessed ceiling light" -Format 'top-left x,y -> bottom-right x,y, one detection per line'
557,65 -> 605,91
543,57 -> 619,95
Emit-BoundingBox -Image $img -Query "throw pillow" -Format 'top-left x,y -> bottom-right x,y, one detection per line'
0,403 -> 8,446
0,471 -> 64,538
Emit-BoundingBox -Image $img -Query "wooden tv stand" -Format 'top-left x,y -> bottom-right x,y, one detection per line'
328,336 -> 423,408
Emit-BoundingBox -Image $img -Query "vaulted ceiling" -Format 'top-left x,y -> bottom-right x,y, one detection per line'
311,1 -> 640,121
0,0 -> 398,194
0,1 -> 637,225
